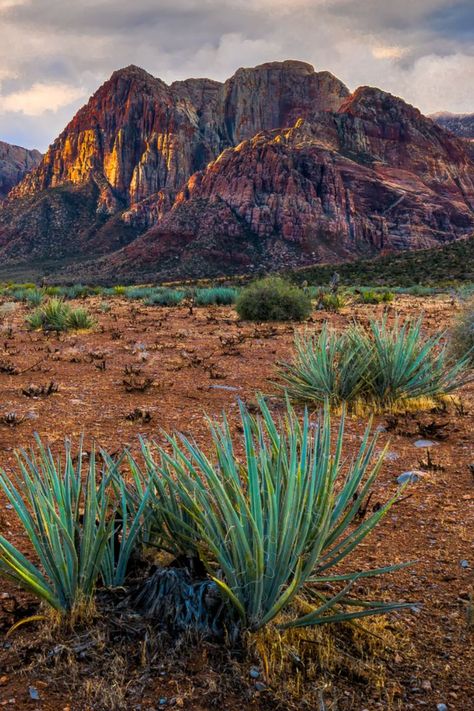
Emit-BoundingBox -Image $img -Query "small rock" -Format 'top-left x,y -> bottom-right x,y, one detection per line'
436,704 -> 448,711
414,439 -> 437,448
397,471 -> 422,485
255,682 -> 266,692
249,667 -> 260,679
0,676 -> 8,686
421,680 -> 432,692
28,687 -> 40,701
460,560 -> 470,569
159,699 -> 167,707
209,384 -> 240,391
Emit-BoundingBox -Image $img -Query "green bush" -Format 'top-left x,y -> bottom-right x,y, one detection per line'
195,287 -> 237,306
450,300 -> 474,365
26,298 -> 94,332
144,289 -> 185,306
359,290 -> 394,304
26,298 -> 70,331
278,317 -> 472,410
67,306 -> 96,330
25,289 -> 44,306
138,397 -> 409,631
319,292 -> 347,311
236,277 -> 312,322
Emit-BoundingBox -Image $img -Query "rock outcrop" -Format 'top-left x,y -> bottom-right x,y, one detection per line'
0,141 -> 41,199
0,62 -> 473,282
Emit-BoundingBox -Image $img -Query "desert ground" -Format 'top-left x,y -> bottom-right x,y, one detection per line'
0,293 -> 472,710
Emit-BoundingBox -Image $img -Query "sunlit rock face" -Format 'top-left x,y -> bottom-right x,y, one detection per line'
1,62 -> 473,280
11,61 -> 349,212
0,141 -> 41,199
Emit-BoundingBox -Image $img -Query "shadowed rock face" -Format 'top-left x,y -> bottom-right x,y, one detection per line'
0,141 -> 41,199
1,62 -> 473,281
431,112 -> 474,161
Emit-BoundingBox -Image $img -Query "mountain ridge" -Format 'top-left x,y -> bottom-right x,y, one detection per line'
0,141 -> 42,199
1,60 -> 473,282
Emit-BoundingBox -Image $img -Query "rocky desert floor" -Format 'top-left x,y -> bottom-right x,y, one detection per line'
0,294 -> 472,710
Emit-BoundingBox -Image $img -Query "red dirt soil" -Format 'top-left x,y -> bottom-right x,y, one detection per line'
0,295 -> 472,710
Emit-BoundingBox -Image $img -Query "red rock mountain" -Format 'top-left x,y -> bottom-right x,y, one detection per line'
1,61 -> 473,282
0,141 -> 41,199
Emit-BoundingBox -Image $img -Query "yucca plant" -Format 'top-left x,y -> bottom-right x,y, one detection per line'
26,299 -> 94,332
67,306 -> 95,330
352,317 -> 471,405
0,439 -> 139,613
26,298 -> 70,331
145,289 -> 185,306
277,325 -> 368,406
279,317 -> 472,410
195,287 -> 238,306
145,397 -> 409,631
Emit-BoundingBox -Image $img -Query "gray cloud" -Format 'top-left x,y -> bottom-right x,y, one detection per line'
0,0 -> 472,151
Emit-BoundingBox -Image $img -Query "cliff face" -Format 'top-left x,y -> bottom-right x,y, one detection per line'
431,112 -> 474,161
1,62 -> 473,281
99,106 -> 474,282
0,141 -> 41,199
11,61 -> 349,210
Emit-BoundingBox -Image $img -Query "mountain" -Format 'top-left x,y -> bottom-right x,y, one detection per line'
0,61 -> 473,283
0,141 -> 41,199
431,112 -> 474,140
430,112 -> 474,160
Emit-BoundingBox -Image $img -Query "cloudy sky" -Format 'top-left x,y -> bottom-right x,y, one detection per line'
0,0 -> 472,151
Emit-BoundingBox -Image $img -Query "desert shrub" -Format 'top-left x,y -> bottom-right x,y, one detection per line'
113,285 -> 127,295
25,289 -> 44,306
449,300 -> 474,365
236,277 -> 312,322
141,398 -> 408,631
144,289 -> 185,306
195,287 -> 237,306
0,439 -> 148,613
278,317 -> 472,410
43,286 -> 61,297
319,291 -> 347,311
26,298 -> 71,331
67,306 -> 96,330
62,284 -> 91,300
125,286 -> 154,300
359,289 -> 394,304
26,298 -> 94,332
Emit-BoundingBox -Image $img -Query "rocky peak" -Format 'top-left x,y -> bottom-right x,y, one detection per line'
0,141 -> 42,199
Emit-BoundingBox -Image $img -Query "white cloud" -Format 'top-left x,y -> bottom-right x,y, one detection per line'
372,46 -> 406,60
0,82 -> 86,116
